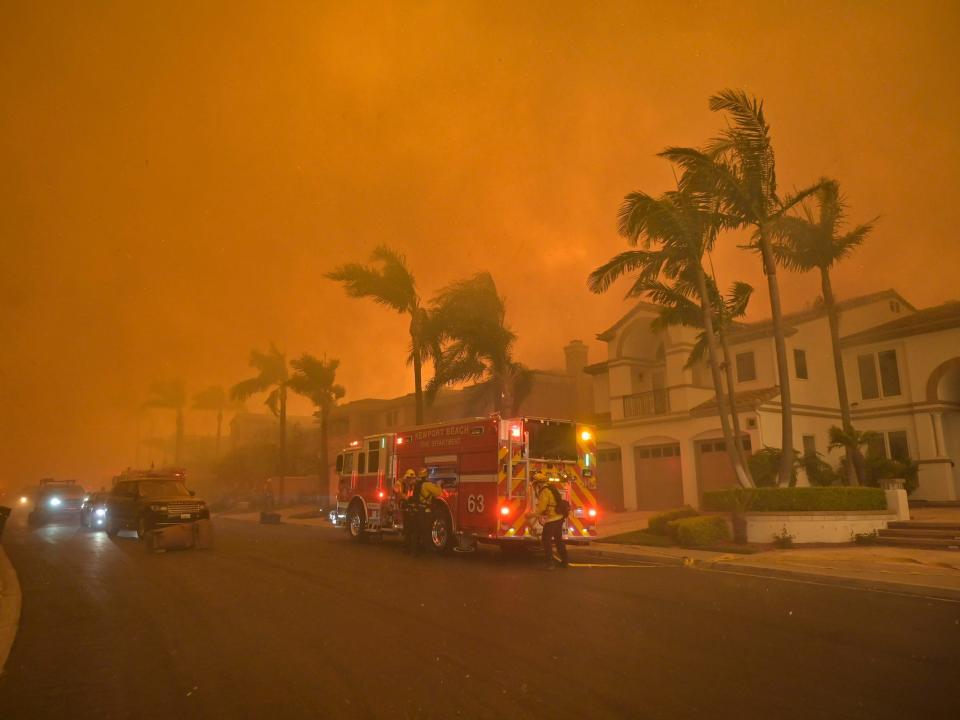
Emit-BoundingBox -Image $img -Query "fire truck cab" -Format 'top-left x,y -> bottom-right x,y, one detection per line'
334,415 -> 599,552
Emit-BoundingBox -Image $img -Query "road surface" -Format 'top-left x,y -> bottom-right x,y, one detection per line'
0,508 -> 958,719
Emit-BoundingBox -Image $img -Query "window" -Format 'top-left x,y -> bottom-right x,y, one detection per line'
878,350 -> 901,397
858,350 -> 901,399
736,352 -> 756,382
637,444 -> 679,459
866,434 -> 886,459
794,349 -> 808,380
341,453 -> 354,474
367,440 -> 381,474
598,448 -> 622,463
888,431 -> 909,462
858,354 -> 880,400
384,409 -> 399,428
335,454 -> 343,473
357,452 -> 366,474
889,300 -> 901,313
802,435 -> 816,457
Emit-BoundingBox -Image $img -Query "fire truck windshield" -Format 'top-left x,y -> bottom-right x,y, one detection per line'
526,419 -> 577,461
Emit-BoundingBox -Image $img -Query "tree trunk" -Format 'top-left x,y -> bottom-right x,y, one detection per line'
278,387 -> 287,504
413,348 -> 424,425
319,404 -> 330,507
693,263 -> 753,488
718,326 -> 753,484
174,408 -> 184,466
759,230 -> 794,487
821,267 -> 860,486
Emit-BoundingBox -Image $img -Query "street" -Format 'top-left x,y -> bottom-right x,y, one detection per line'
0,510 -> 958,720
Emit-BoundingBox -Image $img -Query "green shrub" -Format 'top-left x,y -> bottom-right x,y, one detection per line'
702,487 -> 887,512
668,515 -> 730,547
748,446 -> 801,487
647,506 -> 699,536
864,455 -> 920,495
802,454 -> 840,487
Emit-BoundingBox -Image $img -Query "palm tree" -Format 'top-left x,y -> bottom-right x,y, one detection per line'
589,188 -> 753,488
426,272 -> 533,417
771,180 -> 876,484
289,354 -> 345,502
648,277 -> 755,480
661,89 -> 825,486
144,379 -> 186,465
326,246 -> 429,424
231,344 -> 290,488
192,385 -> 240,460
828,425 -> 880,485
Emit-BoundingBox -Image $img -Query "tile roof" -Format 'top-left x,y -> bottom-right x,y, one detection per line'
689,386 -> 781,416
840,301 -> 960,347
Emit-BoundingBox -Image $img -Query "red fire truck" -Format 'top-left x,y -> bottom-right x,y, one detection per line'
333,415 -> 599,552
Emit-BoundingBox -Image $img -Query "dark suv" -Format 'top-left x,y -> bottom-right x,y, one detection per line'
106,472 -> 209,539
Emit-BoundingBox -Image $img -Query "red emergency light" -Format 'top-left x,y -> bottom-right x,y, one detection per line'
500,506 -> 510,516
587,508 -> 597,518
349,440 -> 359,447
377,490 -> 385,499
396,436 -> 404,445
510,425 -> 521,439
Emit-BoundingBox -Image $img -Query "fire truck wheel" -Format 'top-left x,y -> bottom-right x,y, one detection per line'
429,509 -> 454,554
347,503 -> 368,543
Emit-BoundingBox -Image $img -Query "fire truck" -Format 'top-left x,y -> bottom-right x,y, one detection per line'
333,415 -> 599,552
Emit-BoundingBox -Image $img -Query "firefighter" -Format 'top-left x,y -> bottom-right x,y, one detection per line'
399,469 -> 417,554
409,467 -> 442,556
528,471 -> 569,570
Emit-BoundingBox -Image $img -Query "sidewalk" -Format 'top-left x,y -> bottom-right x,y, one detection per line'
0,544 -> 23,674
217,505 -> 334,529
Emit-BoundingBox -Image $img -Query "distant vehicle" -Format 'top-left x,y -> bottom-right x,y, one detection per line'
28,479 -> 86,526
80,492 -> 110,529
105,469 -> 209,539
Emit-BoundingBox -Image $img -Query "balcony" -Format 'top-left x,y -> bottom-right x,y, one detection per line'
622,389 -> 670,418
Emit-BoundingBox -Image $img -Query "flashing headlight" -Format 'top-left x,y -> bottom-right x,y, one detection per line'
587,508 -> 597,518
84,495 -> 90,502
580,430 -> 592,442
95,508 -> 107,517
500,506 -> 510,516
49,497 -> 62,508
19,496 -> 28,505
510,424 -> 522,439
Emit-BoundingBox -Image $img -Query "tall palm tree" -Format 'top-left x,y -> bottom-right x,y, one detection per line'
289,354 -> 346,502
231,344 -> 290,487
144,379 -> 186,465
426,272 -> 533,417
772,180 -> 876,484
192,385 -> 239,460
661,89 -> 824,486
647,276 -> 755,481
326,246 -> 429,424
589,188 -> 753,488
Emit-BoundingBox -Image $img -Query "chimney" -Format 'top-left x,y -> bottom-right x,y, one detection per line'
564,339 -> 589,377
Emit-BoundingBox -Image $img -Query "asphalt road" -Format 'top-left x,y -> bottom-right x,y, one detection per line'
0,509 -> 958,720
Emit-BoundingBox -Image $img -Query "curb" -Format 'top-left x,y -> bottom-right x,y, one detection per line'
575,544 -> 960,601
0,545 -> 22,675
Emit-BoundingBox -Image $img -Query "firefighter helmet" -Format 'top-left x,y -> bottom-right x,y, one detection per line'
403,468 -> 416,480
418,467 -> 429,479
531,470 -> 548,484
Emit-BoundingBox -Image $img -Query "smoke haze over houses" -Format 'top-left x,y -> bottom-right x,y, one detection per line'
1,0 -> 958,485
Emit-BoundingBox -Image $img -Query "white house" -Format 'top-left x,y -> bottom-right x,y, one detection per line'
588,289 -> 960,510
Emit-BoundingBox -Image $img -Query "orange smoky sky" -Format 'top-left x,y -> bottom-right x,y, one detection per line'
2,1 -> 959,487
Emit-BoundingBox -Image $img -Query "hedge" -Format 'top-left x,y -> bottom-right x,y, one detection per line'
702,487 -> 887,513
647,506 -> 699,536
668,515 -> 730,547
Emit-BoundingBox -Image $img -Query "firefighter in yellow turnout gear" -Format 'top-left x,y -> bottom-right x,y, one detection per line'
405,468 -> 442,556
529,471 -> 569,570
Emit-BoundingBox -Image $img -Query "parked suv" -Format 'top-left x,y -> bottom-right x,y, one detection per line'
106,470 -> 209,539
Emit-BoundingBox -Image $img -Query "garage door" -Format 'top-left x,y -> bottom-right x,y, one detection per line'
634,443 -> 683,510
697,436 -> 752,494
597,447 -> 625,512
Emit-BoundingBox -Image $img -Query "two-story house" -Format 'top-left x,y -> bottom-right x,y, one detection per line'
588,289 -> 960,510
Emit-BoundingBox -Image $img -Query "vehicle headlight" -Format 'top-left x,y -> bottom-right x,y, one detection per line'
19,496 -> 28,504
150,504 -> 168,512
95,508 -> 107,517
49,497 -> 62,507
